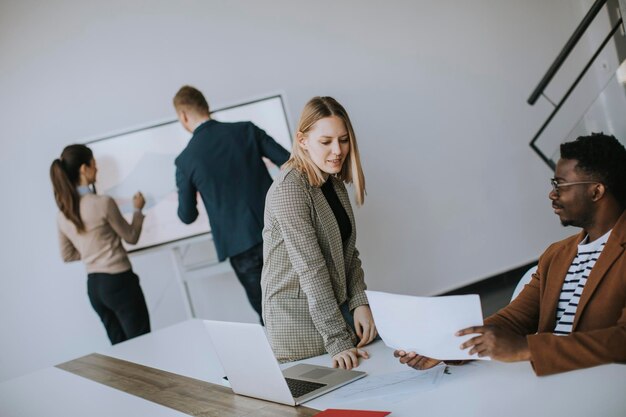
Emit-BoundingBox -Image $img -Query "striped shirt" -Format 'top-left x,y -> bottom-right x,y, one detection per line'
553,229 -> 612,335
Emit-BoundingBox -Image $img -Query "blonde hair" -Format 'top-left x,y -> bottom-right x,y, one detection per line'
285,96 -> 366,205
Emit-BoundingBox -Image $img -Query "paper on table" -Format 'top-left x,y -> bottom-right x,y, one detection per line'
365,290 -> 489,360
325,365 -> 445,404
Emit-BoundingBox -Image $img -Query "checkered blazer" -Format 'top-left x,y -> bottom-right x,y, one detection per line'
261,167 -> 369,362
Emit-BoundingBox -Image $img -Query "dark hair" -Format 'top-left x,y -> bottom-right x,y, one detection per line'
173,85 -> 210,116
560,132 -> 626,208
50,144 -> 93,232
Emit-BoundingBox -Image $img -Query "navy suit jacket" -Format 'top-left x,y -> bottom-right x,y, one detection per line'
175,119 -> 290,261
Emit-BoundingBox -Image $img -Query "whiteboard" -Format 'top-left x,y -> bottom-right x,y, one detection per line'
87,95 -> 292,253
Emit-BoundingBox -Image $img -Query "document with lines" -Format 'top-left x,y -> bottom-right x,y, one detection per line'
365,291 -> 489,360
324,366 -> 445,404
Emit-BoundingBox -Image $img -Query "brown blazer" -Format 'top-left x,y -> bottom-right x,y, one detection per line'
486,211 -> 626,376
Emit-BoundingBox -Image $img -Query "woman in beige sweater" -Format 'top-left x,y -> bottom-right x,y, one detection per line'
50,144 -> 150,344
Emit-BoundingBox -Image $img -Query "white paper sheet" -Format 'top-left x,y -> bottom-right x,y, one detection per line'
323,365 -> 445,404
365,290 -> 489,360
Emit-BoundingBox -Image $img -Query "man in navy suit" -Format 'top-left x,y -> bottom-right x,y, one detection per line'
173,86 -> 290,322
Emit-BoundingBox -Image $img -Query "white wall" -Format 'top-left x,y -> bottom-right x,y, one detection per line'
534,0 -> 623,162
0,0 -> 602,381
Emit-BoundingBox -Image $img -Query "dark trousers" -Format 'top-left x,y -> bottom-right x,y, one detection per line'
229,243 -> 264,323
340,302 -> 356,333
87,270 -> 151,345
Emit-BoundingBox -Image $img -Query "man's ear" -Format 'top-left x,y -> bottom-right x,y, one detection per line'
591,183 -> 606,202
296,131 -> 307,150
177,109 -> 193,133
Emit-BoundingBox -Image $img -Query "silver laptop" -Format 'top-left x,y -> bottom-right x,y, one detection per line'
204,320 -> 366,406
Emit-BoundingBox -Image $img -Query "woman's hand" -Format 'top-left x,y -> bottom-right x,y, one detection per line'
332,348 -> 369,370
133,192 -> 146,211
353,305 -> 377,347
393,350 -> 441,370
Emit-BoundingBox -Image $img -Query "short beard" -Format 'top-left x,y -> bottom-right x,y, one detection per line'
561,213 -> 591,229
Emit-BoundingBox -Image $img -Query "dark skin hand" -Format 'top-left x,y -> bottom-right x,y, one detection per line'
393,350 -> 442,370
395,325 -> 530,369
456,325 -> 530,362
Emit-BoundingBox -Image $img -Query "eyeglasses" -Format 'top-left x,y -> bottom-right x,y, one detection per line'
550,178 -> 599,194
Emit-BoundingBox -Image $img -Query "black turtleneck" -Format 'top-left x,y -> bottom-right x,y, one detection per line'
321,179 -> 352,243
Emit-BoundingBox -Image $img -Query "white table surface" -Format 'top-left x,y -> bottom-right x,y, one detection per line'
103,319 -> 626,417
2,319 -> 625,417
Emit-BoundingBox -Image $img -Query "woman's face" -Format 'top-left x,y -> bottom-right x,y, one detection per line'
298,116 -> 350,177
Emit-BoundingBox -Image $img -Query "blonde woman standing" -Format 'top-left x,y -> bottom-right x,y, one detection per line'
262,97 -> 376,369
50,144 -> 150,344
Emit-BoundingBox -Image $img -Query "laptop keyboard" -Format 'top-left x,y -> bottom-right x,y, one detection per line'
285,378 -> 327,398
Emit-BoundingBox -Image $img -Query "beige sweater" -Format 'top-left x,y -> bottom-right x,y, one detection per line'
57,193 -> 144,274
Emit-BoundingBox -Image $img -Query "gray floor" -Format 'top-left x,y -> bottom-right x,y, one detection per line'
479,281 -> 518,317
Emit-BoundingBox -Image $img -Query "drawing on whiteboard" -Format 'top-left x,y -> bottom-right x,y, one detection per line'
88,95 -> 292,252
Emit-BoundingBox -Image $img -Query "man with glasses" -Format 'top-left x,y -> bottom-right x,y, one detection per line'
396,133 -> 626,375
